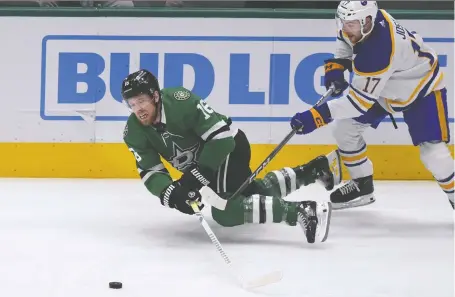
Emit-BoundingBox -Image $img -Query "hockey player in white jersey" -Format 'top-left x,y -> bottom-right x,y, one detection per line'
290,1 -> 454,209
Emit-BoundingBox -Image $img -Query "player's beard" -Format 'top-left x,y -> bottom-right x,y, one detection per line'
137,108 -> 153,126
137,103 -> 160,126
347,34 -> 359,44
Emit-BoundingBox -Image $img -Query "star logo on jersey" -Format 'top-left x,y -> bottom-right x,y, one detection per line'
173,90 -> 191,101
169,142 -> 201,171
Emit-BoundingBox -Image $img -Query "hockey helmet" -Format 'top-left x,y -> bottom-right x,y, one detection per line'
121,69 -> 161,102
336,1 -> 378,43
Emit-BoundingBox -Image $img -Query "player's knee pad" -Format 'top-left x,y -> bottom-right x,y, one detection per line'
419,141 -> 453,179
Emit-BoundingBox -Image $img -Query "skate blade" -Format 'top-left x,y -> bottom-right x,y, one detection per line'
243,270 -> 283,289
332,195 -> 375,210
319,202 -> 332,242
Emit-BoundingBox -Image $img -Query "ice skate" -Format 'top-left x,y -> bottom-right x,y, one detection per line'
293,150 -> 342,191
297,201 -> 332,243
330,175 -> 375,210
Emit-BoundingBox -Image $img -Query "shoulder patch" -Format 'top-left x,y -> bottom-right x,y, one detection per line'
173,90 -> 191,101
123,124 -> 128,138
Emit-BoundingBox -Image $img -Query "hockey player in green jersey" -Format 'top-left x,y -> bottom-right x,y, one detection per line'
121,69 -> 342,243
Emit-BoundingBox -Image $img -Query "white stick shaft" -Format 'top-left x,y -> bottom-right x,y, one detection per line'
189,201 -> 282,289
193,208 -> 231,265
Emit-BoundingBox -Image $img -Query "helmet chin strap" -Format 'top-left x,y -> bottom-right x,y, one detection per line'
357,19 -> 374,43
151,97 -> 166,132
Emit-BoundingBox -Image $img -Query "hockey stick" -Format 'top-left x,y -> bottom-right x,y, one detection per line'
189,201 -> 283,289
389,114 -> 398,129
227,86 -> 335,201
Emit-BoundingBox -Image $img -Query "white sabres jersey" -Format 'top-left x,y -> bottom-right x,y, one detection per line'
329,9 -> 444,118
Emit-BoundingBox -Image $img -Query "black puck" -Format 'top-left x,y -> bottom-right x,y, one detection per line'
109,282 -> 122,289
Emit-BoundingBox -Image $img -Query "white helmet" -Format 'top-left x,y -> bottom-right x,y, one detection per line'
336,1 -> 378,43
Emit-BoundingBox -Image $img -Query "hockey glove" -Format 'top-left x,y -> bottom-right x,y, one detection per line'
159,181 -> 204,215
291,103 -> 332,135
324,58 -> 352,96
178,164 -> 213,191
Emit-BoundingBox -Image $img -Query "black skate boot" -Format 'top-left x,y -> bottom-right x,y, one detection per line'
330,175 -> 375,210
297,201 -> 332,243
293,150 -> 342,191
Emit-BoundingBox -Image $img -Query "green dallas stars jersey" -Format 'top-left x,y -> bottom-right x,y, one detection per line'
123,87 -> 235,197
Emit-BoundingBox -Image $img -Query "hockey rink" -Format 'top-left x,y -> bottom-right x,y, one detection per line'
0,178 -> 453,297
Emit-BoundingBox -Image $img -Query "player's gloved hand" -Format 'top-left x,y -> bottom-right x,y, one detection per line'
178,164 -> 213,191
324,58 -> 352,96
291,103 -> 333,135
159,181 -> 204,215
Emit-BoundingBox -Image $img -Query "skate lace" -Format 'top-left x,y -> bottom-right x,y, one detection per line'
297,205 -> 312,228
340,181 -> 360,195
298,213 -> 308,229
299,204 -> 316,225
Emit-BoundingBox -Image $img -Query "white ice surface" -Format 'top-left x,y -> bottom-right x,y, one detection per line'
0,179 -> 453,297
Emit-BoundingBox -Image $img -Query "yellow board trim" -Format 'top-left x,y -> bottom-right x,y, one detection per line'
0,143 -> 453,180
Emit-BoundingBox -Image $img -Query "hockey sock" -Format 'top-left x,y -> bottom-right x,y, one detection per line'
211,194 -> 299,227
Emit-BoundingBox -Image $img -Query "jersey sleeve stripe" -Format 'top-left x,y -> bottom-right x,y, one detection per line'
205,125 -> 232,142
353,10 -> 395,76
137,163 -> 169,183
200,120 -> 228,141
211,130 -> 235,141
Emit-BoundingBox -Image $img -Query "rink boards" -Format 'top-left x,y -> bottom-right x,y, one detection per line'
0,16 -> 453,179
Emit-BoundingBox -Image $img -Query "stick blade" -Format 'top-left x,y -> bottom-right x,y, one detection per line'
243,270 -> 283,289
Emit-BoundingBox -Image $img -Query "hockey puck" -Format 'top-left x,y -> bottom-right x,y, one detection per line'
109,282 -> 122,289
